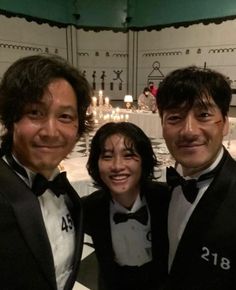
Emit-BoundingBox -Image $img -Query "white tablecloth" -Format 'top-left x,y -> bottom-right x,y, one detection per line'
125,110 -> 163,139
94,108 -> 163,139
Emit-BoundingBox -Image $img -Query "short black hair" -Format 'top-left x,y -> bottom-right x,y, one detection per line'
0,54 -> 93,154
87,122 -> 157,189
157,66 -> 232,119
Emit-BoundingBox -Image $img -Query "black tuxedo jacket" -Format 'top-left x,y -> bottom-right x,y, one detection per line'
0,159 -> 83,290
163,148 -> 236,290
82,181 -> 170,290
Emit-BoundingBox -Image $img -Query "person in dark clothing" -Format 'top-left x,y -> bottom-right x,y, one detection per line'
0,54 -> 93,290
83,121 -> 170,290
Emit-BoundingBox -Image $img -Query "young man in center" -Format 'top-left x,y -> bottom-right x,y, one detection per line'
83,122 -> 169,290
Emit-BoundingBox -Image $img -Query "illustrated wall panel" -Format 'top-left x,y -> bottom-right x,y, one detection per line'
137,20 -> 236,102
76,29 -> 128,101
0,14 -> 67,78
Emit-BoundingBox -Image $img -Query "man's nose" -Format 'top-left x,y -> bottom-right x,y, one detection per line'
181,114 -> 199,134
39,118 -> 59,137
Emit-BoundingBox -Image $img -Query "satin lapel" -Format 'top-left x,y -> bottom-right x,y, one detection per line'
145,183 -> 170,271
0,160 -> 56,288
93,193 -> 114,260
63,181 -> 84,290
171,151 -> 236,272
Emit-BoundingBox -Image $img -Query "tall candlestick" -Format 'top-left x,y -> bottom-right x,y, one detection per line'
98,90 -> 103,106
105,97 -> 109,106
92,96 -> 97,107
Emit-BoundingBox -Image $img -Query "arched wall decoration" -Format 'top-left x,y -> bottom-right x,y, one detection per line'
143,51 -> 182,57
112,53 -> 128,57
78,52 -> 89,56
2,6 -> 236,33
208,48 -> 236,53
0,42 -> 42,52
77,51 -> 128,58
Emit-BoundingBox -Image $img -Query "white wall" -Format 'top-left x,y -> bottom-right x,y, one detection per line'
1,14 -> 236,108
137,20 -> 236,106
0,14 -> 67,79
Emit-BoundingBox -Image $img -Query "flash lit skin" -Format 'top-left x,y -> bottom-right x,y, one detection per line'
162,100 -> 229,176
98,134 -> 142,208
12,79 -> 79,179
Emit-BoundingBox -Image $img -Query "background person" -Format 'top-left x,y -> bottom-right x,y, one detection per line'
0,54 -> 93,290
138,87 -> 157,112
157,66 -> 236,290
83,122 -> 169,290
148,81 -> 158,97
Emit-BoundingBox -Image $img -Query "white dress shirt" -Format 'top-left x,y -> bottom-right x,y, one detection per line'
110,194 -> 152,266
168,148 -> 224,271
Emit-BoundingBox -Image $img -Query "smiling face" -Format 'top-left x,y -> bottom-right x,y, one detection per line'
162,97 -> 229,176
12,78 -> 79,178
98,134 -> 142,207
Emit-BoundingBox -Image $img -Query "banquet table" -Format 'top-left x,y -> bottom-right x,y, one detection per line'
125,110 -> 163,139
94,107 -> 163,139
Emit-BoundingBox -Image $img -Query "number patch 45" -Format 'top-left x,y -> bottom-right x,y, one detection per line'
61,213 -> 74,232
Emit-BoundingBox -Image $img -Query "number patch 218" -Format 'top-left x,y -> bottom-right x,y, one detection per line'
201,246 -> 230,270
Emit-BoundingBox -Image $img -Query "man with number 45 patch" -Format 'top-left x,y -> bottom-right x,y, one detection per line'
157,66 -> 236,289
0,55 -> 93,290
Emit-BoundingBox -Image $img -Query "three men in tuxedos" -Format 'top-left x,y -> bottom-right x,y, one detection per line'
83,122 -> 169,290
158,66 -> 236,289
0,55 -> 93,289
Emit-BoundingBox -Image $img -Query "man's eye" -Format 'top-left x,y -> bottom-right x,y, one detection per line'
165,115 -> 182,123
59,113 -> 74,122
199,112 -> 210,118
168,115 -> 181,120
27,109 -> 43,118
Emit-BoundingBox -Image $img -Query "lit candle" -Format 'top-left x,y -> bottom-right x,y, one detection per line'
125,114 -> 129,121
98,90 -> 103,97
98,90 -> 103,106
92,96 -> 97,107
105,97 -> 109,106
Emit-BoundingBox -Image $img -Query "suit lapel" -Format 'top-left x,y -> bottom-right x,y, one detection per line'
145,182 -> 170,276
92,193 -> 114,261
0,159 -> 56,289
63,180 -> 84,290
171,150 -> 236,273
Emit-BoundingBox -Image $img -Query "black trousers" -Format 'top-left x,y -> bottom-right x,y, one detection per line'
99,261 -> 158,290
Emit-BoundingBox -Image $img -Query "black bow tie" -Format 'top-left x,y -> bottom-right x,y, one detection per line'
166,166 -> 220,203
5,154 -> 68,198
32,172 -> 68,197
113,206 -> 148,225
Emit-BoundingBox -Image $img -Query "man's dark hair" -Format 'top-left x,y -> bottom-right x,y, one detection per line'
0,54 -> 93,154
157,66 -> 232,119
